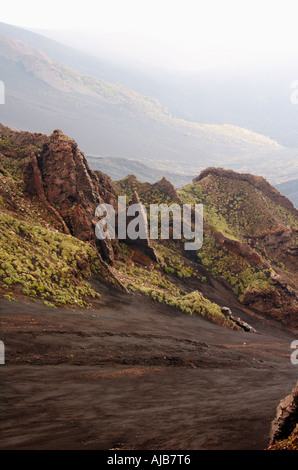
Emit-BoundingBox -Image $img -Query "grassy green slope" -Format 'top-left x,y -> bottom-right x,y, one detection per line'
178,172 -> 298,311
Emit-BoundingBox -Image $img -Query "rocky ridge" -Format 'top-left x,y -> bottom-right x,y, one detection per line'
0,124 -> 297,331
193,167 -> 298,216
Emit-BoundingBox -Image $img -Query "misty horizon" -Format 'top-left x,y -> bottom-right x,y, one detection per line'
2,0 -> 298,72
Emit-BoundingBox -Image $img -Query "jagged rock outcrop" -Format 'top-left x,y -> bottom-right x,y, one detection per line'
124,190 -> 161,264
248,226 -> 298,260
0,123 -> 48,149
214,231 -> 264,266
22,130 -> 163,267
269,382 -> 298,447
23,129 -> 117,263
23,150 -> 70,235
153,177 -> 182,205
94,170 -> 118,206
221,307 -> 257,333
241,285 -> 298,329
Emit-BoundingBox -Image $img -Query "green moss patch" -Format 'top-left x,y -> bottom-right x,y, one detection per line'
0,213 -> 101,307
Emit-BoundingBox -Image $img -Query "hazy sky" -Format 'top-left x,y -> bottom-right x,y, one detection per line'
1,0 -> 298,70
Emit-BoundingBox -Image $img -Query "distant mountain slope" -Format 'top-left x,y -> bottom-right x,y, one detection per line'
26,24 -> 298,149
0,34 -> 297,184
0,21 -> 125,83
86,155 -> 193,187
275,179 -> 298,209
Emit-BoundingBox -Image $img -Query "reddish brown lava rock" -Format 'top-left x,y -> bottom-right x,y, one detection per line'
124,190 -> 161,264
23,129 -> 116,262
214,231 -> 263,265
153,177 -> 182,205
23,129 -> 161,266
269,382 -> 298,446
